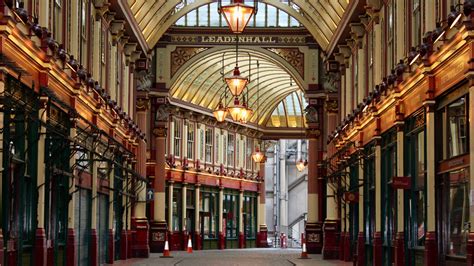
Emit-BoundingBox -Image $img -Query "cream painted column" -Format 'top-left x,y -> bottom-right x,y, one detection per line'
109,44 -> 117,101
424,0 -> 436,32
239,191 -> 244,237
168,182 -> 174,231
358,158 -> 364,229
182,184 -> 187,232
108,162 -> 115,232
219,187 -> 224,236
37,96 -> 48,230
70,0 -> 79,57
396,0 -> 406,59
396,126 -> 405,232
67,123 -> 77,230
195,185 -> 201,234
38,0 -> 49,27
373,19 -> 382,85
123,63 -> 130,114
357,44 -> 366,104
307,138 -> 318,224
92,17 -> 101,81
426,106 -> 436,233
469,86 -> 474,228
326,184 -> 337,220
279,140 -> 288,235
257,165 -> 266,228
345,60 -> 352,112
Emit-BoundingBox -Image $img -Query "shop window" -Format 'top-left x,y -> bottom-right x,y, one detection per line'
447,168 -> 469,256
215,130 -> 220,163
405,110 -> 426,249
224,192 -> 239,239
412,0 -> 423,47
243,195 -> 257,239
246,138 -> 252,171
185,189 -> 195,233
201,190 -> 218,239
382,129 -> 397,262
364,142 -> 376,262
447,96 -> 468,158
52,0 -> 63,41
173,187 -> 182,232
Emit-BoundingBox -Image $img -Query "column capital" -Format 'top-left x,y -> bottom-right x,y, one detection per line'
136,95 -> 150,112
152,127 -> 167,138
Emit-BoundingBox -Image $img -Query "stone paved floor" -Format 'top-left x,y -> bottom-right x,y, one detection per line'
109,248 -> 352,266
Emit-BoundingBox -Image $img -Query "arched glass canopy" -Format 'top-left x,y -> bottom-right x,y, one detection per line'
129,0 -> 350,50
170,47 -> 304,127
175,1 -> 301,28
266,91 -> 307,128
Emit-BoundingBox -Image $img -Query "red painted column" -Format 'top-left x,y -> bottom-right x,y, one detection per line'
66,228 -> 77,266
150,128 -> 168,252
373,232 -> 382,266
256,165 -> 267,248
120,229 -> 128,260
34,228 -> 47,266
424,232 -> 437,266
0,229 -> 4,266
107,229 -> 115,264
394,232 -> 405,266
131,95 -> 150,258
356,232 -> 365,266
343,231 -> 351,261
338,232 -> 345,260
322,220 -> 340,259
90,229 -> 98,266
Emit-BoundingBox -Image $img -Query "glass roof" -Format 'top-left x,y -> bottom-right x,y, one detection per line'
266,91 -> 307,128
175,1 -> 301,28
170,47 -> 303,126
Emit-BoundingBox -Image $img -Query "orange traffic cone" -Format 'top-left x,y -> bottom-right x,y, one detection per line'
187,235 -> 193,253
299,238 -> 309,259
160,234 -> 173,258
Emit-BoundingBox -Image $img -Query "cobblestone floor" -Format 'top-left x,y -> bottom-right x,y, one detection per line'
110,248 -> 352,266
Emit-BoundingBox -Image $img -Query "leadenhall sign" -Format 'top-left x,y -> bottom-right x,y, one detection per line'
169,34 -> 308,46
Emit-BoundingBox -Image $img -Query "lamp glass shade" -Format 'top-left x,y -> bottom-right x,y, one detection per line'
220,1 -> 255,33
225,66 -> 249,96
239,106 -> 253,124
213,104 -> 228,122
228,105 -> 244,121
296,159 -> 307,172
252,147 -> 265,163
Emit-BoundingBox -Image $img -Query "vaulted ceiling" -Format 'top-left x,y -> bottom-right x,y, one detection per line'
170,47 -> 303,126
128,0 -> 350,50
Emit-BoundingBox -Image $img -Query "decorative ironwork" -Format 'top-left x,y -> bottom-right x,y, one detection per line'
171,47 -> 209,77
266,47 -> 304,77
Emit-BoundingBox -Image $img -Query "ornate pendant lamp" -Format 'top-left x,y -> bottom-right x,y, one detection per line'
228,96 -> 245,121
252,146 -> 265,163
251,60 -> 265,163
213,101 -> 228,122
296,158 -> 308,172
225,66 -> 248,97
219,0 -> 256,34
238,96 -> 253,123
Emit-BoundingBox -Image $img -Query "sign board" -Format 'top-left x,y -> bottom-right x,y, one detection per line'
391,176 -> 411,189
146,188 -> 154,202
344,192 -> 359,203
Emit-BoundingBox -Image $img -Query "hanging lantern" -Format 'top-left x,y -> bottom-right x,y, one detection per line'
228,97 -> 245,122
213,101 -> 228,122
225,66 -> 249,97
296,158 -> 308,172
239,101 -> 253,124
252,146 -> 265,163
219,0 -> 255,34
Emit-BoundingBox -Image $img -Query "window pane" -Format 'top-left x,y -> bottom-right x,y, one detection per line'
448,167 -> 469,256
267,5 -> 277,27
278,9 -> 289,27
447,96 -> 468,157
198,5 -> 209,26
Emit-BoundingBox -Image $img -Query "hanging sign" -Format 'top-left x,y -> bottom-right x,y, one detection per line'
391,176 -> 411,189
344,192 -> 359,203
